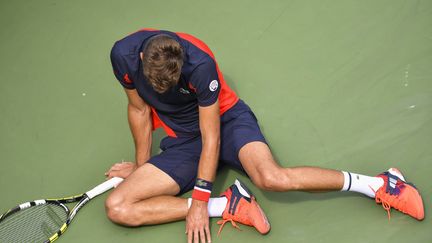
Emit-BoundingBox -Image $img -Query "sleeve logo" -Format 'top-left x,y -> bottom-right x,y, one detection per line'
209,80 -> 219,92
123,73 -> 133,84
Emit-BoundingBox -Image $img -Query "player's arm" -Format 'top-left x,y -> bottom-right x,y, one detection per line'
186,101 -> 220,243
196,101 -> 220,185
186,57 -> 221,242
105,88 -> 152,179
124,88 -> 153,167
106,44 -> 152,179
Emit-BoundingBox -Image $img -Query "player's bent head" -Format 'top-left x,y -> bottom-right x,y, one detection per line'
142,34 -> 184,93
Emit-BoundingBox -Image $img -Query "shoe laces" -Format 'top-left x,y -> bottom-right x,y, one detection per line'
216,219 -> 242,236
372,182 -> 408,221
375,195 -> 392,220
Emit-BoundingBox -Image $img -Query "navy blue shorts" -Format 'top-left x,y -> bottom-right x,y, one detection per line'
148,100 -> 267,194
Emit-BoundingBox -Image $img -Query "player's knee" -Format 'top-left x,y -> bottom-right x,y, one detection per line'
105,194 -> 124,221
105,193 -> 136,225
255,172 -> 282,191
254,168 -> 297,191
105,194 -> 155,226
251,169 -> 277,191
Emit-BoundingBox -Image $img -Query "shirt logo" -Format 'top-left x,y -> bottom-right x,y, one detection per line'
123,74 -> 133,84
179,88 -> 190,95
209,80 -> 218,92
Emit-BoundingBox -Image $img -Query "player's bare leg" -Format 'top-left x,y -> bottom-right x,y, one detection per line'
239,141 -> 344,192
105,163 -> 189,226
105,162 -> 271,237
238,141 -> 424,220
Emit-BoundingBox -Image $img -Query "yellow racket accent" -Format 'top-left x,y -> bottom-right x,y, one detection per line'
47,194 -> 83,201
49,233 -> 59,242
60,223 -> 68,233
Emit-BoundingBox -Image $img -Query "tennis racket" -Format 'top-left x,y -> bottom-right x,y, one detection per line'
0,177 -> 123,243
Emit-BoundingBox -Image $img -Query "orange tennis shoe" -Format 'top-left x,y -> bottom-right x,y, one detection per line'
374,168 -> 424,220
217,179 -> 271,235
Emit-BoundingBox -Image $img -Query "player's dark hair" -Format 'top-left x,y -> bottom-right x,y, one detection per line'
142,34 -> 184,93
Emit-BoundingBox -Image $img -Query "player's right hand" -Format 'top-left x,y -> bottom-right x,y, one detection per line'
105,161 -> 137,179
186,200 -> 211,243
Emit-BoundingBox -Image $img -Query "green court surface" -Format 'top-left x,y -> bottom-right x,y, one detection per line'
0,0 -> 431,242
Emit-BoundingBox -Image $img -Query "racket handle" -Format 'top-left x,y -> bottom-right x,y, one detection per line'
86,177 -> 124,199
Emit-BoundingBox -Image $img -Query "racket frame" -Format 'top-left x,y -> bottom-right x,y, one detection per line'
0,177 -> 123,243
0,194 -> 88,243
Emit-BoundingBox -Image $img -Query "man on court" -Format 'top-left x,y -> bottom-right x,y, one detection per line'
105,28 -> 424,243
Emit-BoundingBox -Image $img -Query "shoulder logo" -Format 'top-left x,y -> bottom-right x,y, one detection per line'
123,74 -> 133,84
209,80 -> 219,92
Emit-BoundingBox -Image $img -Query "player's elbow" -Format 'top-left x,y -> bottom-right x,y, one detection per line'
128,103 -> 151,117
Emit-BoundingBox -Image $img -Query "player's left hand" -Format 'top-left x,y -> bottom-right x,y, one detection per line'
186,200 -> 211,243
105,161 -> 137,179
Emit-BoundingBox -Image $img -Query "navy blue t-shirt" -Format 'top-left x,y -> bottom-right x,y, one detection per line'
110,29 -> 238,137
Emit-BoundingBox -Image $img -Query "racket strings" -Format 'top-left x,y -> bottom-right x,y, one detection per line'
0,203 -> 68,242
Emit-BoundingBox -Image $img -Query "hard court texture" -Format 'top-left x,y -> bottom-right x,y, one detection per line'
0,0 -> 431,242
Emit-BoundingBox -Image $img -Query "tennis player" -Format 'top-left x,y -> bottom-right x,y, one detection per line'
105,28 -> 424,243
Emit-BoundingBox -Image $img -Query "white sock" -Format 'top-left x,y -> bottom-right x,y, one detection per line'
188,197 -> 228,217
341,168 -> 405,198
341,171 -> 384,198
